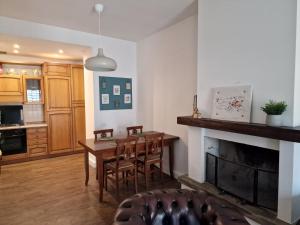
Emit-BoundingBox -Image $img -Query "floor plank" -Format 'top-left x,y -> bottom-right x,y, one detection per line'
0,154 -> 180,225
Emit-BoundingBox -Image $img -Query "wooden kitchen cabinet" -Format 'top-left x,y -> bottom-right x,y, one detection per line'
71,65 -> 85,104
71,65 -> 85,151
27,127 -> 48,157
23,76 -> 44,104
43,63 -> 70,77
44,76 -> 72,111
44,63 -> 73,154
0,75 -> 23,103
47,111 -> 73,154
43,62 -> 85,154
72,104 -> 85,151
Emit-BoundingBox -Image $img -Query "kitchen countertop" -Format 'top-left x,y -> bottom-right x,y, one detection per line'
0,122 -> 48,131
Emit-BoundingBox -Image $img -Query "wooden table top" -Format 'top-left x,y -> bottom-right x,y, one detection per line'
78,131 -> 179,153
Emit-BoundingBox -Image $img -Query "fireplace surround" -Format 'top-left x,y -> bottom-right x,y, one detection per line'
178,116 -> 300,224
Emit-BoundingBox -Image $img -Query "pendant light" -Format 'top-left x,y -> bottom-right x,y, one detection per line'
85,4 -> 117,71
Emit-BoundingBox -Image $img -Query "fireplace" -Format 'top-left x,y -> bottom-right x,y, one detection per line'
206,140 -> 279,210
178,116 -> 300,224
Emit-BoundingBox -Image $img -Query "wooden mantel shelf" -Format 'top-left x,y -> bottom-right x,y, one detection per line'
177,116 -> 300,143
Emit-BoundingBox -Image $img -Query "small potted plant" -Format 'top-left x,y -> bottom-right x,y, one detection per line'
261,100 -> 287,126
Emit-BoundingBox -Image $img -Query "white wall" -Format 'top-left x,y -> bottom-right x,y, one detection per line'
0,16 -> 137,138
197,0 -> 297,126
137,15 -> 198,176
294,1 -> 300,126
191,1 -> 300,223
93,45 -> 137,134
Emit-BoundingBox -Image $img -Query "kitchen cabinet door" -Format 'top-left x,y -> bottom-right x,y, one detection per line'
43,63 -> 70,77
23,76 -> 44,104
72,104 -> 86,151
71,65 -> 85,104
0,75 -> 23,103
44,76 -> 72,111
47,112 -> 73,153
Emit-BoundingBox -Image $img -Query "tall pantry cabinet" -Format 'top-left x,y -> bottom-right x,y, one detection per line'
71,65 -> 86,151
43,63 -> 85,154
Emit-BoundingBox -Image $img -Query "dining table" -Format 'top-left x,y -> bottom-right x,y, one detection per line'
78,131 -> 179,202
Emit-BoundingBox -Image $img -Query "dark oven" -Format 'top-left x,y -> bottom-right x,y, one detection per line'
0,129 -> 27,156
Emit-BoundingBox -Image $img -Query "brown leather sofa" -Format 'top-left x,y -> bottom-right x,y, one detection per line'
113,189 -> 250,225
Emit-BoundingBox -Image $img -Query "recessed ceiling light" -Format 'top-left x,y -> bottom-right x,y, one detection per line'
58,49 -> 64,54
13,49 -> 19,54
13,44 -> 20,49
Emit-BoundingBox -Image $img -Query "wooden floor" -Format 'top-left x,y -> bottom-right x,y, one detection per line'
0,154 -> 180,225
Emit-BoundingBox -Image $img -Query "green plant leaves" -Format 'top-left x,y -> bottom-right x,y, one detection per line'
261,100 -> 287,115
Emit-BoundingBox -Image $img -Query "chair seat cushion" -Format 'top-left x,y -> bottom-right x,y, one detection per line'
106,160 -> 135,170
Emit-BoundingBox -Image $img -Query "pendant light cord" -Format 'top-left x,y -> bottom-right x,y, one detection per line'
98,9 -> 101,35
98,9 -> 101,46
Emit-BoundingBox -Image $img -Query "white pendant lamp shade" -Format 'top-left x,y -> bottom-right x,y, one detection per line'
85,48 -> 117,71
84,4 -> 117,72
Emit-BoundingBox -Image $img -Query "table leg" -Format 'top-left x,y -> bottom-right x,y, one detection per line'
97,156 -> 104,202
84,148 -> 89,186
168,142 -> 174,179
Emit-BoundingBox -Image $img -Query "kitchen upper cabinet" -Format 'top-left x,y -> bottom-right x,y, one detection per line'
23,76 -> 44,104
44,76 -> 72,111
47,111 -> 73,153
72,104 -> 85,151
71,65 -> 84,104
43,63 -> 70,77
0,75 -> 23,103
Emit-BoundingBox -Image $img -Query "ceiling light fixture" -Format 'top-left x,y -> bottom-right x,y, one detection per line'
13,49 -> 19,54
13,44 -> 20,49
84,4 -> 117,72
58,49 -> 64,54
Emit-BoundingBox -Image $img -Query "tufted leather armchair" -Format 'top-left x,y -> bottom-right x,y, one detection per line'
113,189 -> 250,225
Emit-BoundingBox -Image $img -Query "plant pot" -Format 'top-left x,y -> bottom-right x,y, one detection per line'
266,115 -> 282,127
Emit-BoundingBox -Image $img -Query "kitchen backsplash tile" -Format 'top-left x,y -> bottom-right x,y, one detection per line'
23,104 -> 44,122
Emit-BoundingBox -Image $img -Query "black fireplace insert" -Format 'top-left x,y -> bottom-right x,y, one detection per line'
206,140 -> 279,210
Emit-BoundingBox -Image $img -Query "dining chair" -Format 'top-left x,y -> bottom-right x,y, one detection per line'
94,129 -> 115,181
104,136 -> 139,199
137,132 -> 164,190
126,125 -> 143,136
94,129 -> 114,142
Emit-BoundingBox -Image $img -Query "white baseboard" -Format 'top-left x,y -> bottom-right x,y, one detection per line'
162,168 -> 184,179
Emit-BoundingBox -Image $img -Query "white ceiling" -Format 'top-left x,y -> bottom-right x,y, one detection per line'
0,0 -> 197,41
0,34 -> 90,61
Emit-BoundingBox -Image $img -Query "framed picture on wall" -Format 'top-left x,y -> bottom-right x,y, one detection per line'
126,82 -> 131,90
211,85 -> 253,122
113,85 -> 121,95
99,76 -> 132,110
101,94 -> 109,104
124,94 -> 131,104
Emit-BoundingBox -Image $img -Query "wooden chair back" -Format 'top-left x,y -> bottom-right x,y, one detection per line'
127,125 -> 143,136
94,129 -> 113,142
145,133 -> 164,160
115,136 -> 139,165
